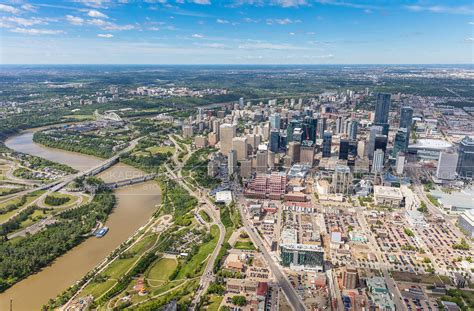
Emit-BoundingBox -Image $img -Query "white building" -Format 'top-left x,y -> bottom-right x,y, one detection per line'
436,151 -> 458,180
405,210 -> 427,227
372,149 -> 384,173
459,210 -> 474,238
374,185 -> 403,208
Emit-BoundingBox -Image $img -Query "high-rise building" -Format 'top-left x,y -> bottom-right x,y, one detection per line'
367,125 -> 383,159
212,119 -> 221,135
246,133 -> 261,154
208,132 -> 218,146
336,116 -> 344,134
372,149 -> 385,173
269,113 -> 281,130
300,140 -> 315,165
228,150 -> 237,175
457,136 -> 474,179
392,128 -> 409,157
262,123 -> 270,141
374,93 -> 391,124
240,159 -> 252,178
349,120 -> 358,140
269,129 -> 280,153
220,123 -> 236,155
208,160 -> 219,177
288,141 -> 301,163
268,150 -> 275,169
182,125 -> 194,138
256,148 -> 268,174
374,135 -> 388,153
322,131 -> 332,158
287,119 -> 301,142
232,136 -> 248,161
339,139 -> 350,160
437,151 -> 458,180
332,164 -> 352,195
194,135 -> 207,149
395,153 -> 406,175
317,117 -> 327,139
400,106 -> 414,130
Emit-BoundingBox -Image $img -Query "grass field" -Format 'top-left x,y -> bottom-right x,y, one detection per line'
234,239 -> 256,250
146,146 -> 174,155
147,258 -> 178,281
199,210 -> 211,223
0,191 -> 45,223
205,295 -> 223,311
62,114 -> 93,121
392,271 -> 452,284
176,225 -> 219,279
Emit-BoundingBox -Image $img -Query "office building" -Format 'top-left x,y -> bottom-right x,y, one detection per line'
256,148 -> 268,174
208,160 -> 219,177
395,153 -> 405,175
239,97 -> 244,109
374,93 -> 391,124
335,116 -> 344,134
240,159 -> 252,178
459,210 -> 474,238
372,149 -> 385,173
374,186 -> 403,208
269,129 -> 280,153
374,135 -> 388,153
322,131 -> 332,158
457,136 -> 474,178
280,244 -> 324,271
317,117 -> 327,139
269,113 -> 281,130
332,164 -> 352,195
349,119 -> 358,140
400,106 -> 414,130
232,136 -> 248,161
267,150 -> 275,169
392,128 -> 409,157
367,125 -> 383,159
437,150 -> 458,180
228,150 -> 237,175
300,140 -> 315,165
339,139 -> 350,160
208,132 -> 218,146
220,123 -> 236,155
288,141 -> 301,163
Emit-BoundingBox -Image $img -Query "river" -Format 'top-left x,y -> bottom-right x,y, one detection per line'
0,130 -> 161,311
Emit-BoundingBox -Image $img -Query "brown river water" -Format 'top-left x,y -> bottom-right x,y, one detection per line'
0,130 -> 161,311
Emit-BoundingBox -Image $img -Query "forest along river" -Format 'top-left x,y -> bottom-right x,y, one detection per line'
0,129 -> 161,311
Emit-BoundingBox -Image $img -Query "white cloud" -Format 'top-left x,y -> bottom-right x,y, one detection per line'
465,37 -> 474,43
405,5 -> 473,15
469,22 -> 474,25
88,18 -> 108,26
75,0 -> 111,8
102,24 -> 135,30
266,18 -> 301,25
217,19 -> 229,24
189,0 -> 211,4
271,0 -> 307,7
21,4 -> 37,12
66,15 -> 85,25
0,4 -> 20,14
97,33 -> 114,38
238,42 -> 305,50
10,27 -> 64,35
148,26 -> 161,31
289,32 -> 295,35
192,33 -> 204,38
87,10 -> 108,19
1,17 -> 48,27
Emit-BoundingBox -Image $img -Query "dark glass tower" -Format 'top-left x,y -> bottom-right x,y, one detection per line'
374,93 -> 391,124
322,131 -> 332,158
400,106 -> 414,130
457,136 -> 474,178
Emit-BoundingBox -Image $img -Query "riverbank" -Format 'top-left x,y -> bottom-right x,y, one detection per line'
0,129 -> 161,311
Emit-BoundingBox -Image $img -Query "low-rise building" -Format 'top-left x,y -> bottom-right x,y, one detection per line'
459,210 -> 474,238
373,185 -> 403,208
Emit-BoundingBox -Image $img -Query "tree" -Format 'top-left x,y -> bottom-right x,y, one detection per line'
232,295 -> 246,307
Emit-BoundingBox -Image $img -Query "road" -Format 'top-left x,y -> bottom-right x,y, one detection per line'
236,201 -> 306,311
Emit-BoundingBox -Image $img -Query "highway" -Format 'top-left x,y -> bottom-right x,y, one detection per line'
236,201 -> 306,311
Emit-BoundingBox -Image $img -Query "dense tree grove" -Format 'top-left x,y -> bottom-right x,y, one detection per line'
0,188 -> 115,292
45,195 -> 71,206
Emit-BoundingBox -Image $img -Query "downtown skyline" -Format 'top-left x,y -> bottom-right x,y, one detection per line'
0,0 -> 473,64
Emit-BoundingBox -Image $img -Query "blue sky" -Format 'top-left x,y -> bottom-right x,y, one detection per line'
0,0 -> 473,64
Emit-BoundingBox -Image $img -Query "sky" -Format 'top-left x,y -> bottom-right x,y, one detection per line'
0,0 -> 473,64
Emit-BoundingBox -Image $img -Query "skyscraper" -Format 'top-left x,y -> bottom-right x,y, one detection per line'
219,123 -> 236,155
322,131 -> 332,158
372,149 -> 385,173
392,128 -> 409,157
437,151 -> 458,180
349,120 -> 358,140
300,140 -> 315,165
374,93 -> 391,124
228,149 -> 237,175
288,141 -> 301,163
269,113 -> 281,130
256,148 -> 268,174
400,106 -> 414,130
339,139 -> 350,160
269,129 -> 280,153
367,125 -> 383,159
456,136 -> 474,178
239,97 -> 244,109
232,136 -> 248,161
317,117 -> 327,139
